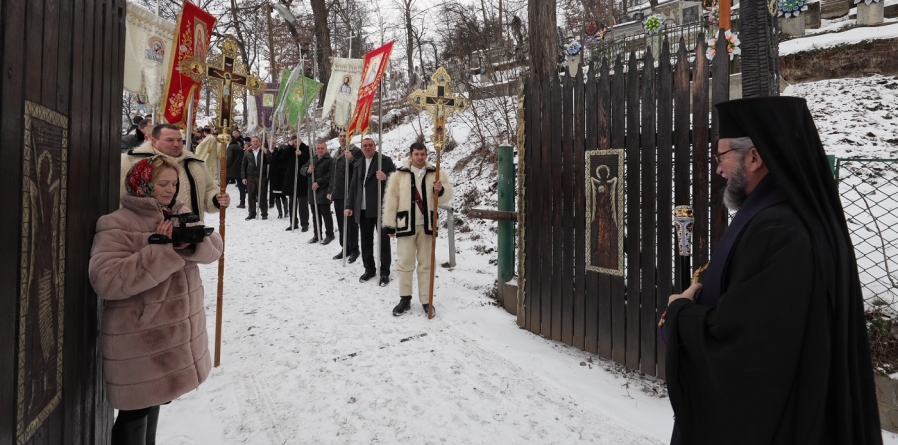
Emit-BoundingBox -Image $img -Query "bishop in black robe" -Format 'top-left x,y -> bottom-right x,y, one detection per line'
664,97 -> 882,445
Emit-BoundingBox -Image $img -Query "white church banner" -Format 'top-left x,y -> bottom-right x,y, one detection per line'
321,57 -> 364,130
123,1 -> 175,106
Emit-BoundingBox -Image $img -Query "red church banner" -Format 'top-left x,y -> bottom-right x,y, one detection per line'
160,1 -> 215,126
347,41 -> 394,139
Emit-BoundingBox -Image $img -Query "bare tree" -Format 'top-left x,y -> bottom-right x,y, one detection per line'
308,0 -> 333,106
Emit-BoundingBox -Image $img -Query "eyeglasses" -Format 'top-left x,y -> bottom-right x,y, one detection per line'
713,148 -> 735,164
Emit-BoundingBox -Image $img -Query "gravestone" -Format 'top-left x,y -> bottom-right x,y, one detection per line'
857,0 -> 885,25
821,0 -> 851,18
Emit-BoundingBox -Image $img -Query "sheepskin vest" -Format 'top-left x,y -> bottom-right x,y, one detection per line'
121,141 -> 220,221
89,195 -> 223,410
382,159 -> 454,237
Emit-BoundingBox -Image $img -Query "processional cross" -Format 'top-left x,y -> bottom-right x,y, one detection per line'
407,67 -> 468,319
181,34 -> 264,366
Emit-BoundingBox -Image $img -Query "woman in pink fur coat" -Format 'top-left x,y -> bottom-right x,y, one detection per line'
89,156 -> 222,445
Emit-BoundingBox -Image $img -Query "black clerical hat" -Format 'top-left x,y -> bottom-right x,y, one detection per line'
716,96 -> 811,139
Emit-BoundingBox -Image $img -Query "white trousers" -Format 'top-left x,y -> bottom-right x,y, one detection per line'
396,227 -> 432,304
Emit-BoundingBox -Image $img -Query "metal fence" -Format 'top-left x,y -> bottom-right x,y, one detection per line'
834,158 -> 898,312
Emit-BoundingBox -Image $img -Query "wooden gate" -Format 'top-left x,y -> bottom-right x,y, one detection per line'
1,0 -> 126,443
520,35 -> 731,379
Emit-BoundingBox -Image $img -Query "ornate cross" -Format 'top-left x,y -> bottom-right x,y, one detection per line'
408,67 -> 469,149
182,34 -> 264,131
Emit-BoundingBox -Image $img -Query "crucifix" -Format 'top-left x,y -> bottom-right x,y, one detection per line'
407,67 -> 468,319
181,34 -> 264,367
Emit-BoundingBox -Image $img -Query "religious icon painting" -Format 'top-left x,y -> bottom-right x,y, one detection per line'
362,54 -> 382,86
585,149 -> 624,276
194,20 -> 208,60
146,36 -> 165,63
262,93 -> 274,108
18,101 -> 67,444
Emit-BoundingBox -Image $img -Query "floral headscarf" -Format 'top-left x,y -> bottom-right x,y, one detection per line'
125,156 -> 157,197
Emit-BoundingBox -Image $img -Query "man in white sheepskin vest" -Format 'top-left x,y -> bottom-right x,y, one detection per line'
382,142 -> 454,317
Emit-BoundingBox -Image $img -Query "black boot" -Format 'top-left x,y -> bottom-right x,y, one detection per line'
423,303 -> 435,317
275,195 -> 283,218
393,296 -> 412,316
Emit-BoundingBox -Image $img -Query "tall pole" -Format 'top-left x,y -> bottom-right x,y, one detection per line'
185,94 -> 195,153
341,135 -> 349,267
376,16 -> 385,281
301,55 -> 321,240
214,131 -> 228,367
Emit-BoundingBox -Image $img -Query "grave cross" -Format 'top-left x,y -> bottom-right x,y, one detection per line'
408,67 -> 468,149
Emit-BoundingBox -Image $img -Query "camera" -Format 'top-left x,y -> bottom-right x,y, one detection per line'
148,212 -> 214,245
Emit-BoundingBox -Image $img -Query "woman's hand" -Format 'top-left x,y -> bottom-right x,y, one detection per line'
155,219 -> 173,238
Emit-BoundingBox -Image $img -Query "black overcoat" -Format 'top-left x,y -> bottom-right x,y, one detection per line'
344,152 -> 396,224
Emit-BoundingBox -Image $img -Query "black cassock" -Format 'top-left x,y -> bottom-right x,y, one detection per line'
665,97 -> 881,445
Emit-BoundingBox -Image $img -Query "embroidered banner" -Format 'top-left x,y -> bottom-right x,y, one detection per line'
160,1 -> 215,126
321,57 -> 363,130
123,1 -> 175,106
347,41 -> 394,139
274,69 -> 322,128
254,82 -> 280,129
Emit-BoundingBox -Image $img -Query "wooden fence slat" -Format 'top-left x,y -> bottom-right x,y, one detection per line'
673,38 -> 693,295
584,62 -> 601,356
692,35 -> 711,270
625,52 -> 641,371
540,76 -> 553,338
710,30 -> 730,250
639,49 -> 658,376
561,70 -> 574,346
523,80 -> 535,333
572,64 -> 586,350
25,0 -> 44,102
610,55 -> 627,365
595,59 -> 613,359
42,0 -> 60,107
550,73 -> 564,343
656,39 -> 674,381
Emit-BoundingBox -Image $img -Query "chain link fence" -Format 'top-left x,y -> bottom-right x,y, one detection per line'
834,157 -> 898,313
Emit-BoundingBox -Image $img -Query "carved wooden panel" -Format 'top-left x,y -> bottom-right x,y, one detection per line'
585,149 -> 625,276
17,100 -> 67,445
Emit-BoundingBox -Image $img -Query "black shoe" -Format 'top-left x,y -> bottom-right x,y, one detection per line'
308,237 -> 320,244
262,215 -> 268,220
322,236 -> 335,245
278,213 -> 283,219
423,303 -> 435,317
245,216 -> 256,220
359,271 -> 376,283
348,252 -> 360,264
301,226 -> 309,232
393,296 -> 412,316
379,275 -> 390,287
333,252 -> 344,260
286,224 -> 299,231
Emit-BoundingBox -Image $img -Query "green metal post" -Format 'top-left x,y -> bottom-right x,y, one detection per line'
498,145 -> 515,284
827,154 -> 836,178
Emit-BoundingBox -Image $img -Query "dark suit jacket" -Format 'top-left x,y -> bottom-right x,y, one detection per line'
241,148 -> 270,180
345,152 -> 396,224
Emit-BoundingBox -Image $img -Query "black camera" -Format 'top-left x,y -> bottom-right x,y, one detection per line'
148,213 -> 214,245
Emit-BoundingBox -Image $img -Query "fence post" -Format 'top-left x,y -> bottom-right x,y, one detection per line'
498,145 -> 515,284
827,154 -> 837,178
439,204 -> 456,268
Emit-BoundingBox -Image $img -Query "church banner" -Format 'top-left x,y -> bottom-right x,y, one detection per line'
160,1 -> 215,126
123,1 -> 175,106
274,69 -> 322,128
321,57 -> 363,130
254,82 -> 280,129
347,41 -> 394,138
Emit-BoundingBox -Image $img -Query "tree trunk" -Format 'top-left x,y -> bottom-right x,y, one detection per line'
266,3 -> 278,81
309,0 -> 333,106
739,0 -> 780,97
528,0 -> 557,82
404,0 -> 417,88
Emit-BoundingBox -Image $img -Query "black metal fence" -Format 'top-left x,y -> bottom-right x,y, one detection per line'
834,157 -> 898,312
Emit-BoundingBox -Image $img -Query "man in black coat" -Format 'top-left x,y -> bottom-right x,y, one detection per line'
327,131 -> 363,262
281,135 -> 310,231
301,142 -> 335,244
226,134 -> 246,208
241,136 -> 269,220
664,97 -> 881,445
121,118 -> 150,153
344,137 -> 396,286
268,139 -> 289,218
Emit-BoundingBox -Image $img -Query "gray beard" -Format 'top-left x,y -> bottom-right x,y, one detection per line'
723,161 -> 748,211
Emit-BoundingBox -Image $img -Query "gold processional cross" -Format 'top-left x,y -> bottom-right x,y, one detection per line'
180,34 -> 264,366
407,67 -> 468,319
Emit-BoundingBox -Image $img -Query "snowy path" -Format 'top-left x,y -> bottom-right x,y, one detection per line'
155,184 -> 671,444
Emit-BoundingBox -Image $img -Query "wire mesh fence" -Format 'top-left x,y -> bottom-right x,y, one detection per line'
835,157 -> 898,313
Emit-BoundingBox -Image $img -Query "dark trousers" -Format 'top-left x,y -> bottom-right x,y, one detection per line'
359,209 -> 391,276
333,199 -> 359,255
246,176 -> 268,218
287,195 -> 310,228
310,202 -> 334,238
231,178 -> 247,205
112,405 -> 160,445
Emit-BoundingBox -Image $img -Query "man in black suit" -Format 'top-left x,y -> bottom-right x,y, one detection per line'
344,137 -> 396,286
241,136 -> 269,220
